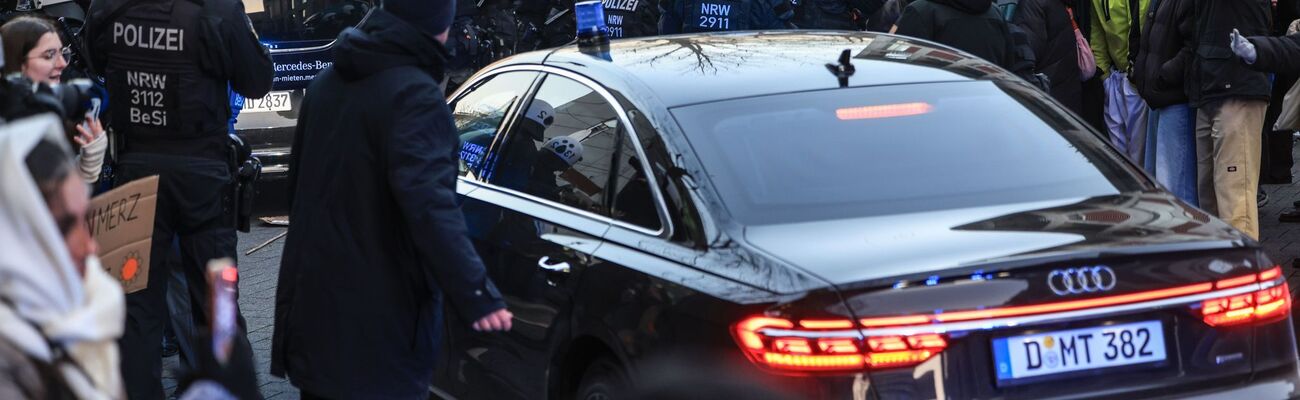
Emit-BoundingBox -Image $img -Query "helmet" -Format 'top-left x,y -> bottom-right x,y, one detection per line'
542,136 -> 583,166
525,99 -> 555,127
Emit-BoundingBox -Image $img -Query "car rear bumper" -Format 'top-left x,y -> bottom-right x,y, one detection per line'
1166,364 -> 1300,400
744,314 -> 1300,399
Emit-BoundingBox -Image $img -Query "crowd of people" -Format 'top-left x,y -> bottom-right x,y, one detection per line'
0,0 -> 270,396
891,0 -> 1299,242
0,0 -> 1297,398
0,0 -> 515,397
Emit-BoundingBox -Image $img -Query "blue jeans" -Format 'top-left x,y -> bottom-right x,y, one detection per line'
1149,104 -> 1197,207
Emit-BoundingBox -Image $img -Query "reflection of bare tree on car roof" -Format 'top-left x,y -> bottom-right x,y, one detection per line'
612,33 -> 871,75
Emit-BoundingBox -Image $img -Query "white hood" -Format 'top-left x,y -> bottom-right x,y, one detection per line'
0,115 -> 125,399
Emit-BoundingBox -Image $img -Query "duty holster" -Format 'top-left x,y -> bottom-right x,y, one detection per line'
227,134 -> 260,232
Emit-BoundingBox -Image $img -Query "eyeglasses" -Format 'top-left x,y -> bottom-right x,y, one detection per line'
28,46 -> 72,62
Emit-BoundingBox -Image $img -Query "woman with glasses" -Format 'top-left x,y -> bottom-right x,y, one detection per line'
1,15 -> 107,184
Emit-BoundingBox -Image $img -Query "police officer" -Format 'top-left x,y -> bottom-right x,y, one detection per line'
445,0 -> 485,91
660,0 -> 792,33
84,0 -> 272,397
790,0 -> 883,30
603,0 -> 661,38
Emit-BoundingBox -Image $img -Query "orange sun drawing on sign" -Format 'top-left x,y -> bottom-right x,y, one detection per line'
121,252 -> 141,282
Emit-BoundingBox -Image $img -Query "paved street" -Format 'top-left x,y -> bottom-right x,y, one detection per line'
162,225 -> 296,399
1258,144 -> 1300,296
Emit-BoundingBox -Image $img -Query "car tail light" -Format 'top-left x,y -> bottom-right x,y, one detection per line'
1201,266 -> 1290,327
1202,282 -> 1291,327
732,316 -> 946,373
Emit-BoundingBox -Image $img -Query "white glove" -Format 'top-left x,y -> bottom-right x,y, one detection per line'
1230,29 -> 1257,64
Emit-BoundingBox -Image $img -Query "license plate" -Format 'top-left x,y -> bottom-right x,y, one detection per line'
243,91 -> 291,113
992,320 -> 1166,382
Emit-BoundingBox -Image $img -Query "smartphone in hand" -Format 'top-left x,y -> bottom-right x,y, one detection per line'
207,258 -> 238,366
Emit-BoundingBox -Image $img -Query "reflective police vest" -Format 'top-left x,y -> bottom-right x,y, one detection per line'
602,0 -> 658,38
682,0 -> 751,32
98,0 -> 230,157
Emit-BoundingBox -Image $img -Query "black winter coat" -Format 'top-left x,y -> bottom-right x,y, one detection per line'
1132,0 -> 1194,108
1185,0 -> 1272,106
895,0 -> 1020,70
1013,0 -> 1083,114
271,10 -> 506,399
1249,33 -> 1300,73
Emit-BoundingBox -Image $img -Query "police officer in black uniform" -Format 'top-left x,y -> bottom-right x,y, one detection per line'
660,0 -> 791,33
603,0 -> 661,38
84,0 -> 272,397
445,0 -> 485,91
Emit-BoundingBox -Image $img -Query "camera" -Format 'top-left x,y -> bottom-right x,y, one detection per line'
0,74 -> 97,124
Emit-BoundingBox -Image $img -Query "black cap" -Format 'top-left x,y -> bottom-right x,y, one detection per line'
383,0 -> 456,38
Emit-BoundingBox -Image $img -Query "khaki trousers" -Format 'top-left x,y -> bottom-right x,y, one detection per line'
1196,99 -> 1267,239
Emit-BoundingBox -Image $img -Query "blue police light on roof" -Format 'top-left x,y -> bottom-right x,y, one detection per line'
574,0 -> 610,48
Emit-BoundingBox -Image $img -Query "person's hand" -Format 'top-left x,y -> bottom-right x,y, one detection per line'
472,308 -> 513,332
1230,29 -> 1257,64
73,116 -> 104,148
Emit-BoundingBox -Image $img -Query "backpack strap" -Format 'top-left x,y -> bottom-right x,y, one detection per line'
1125,0 -> 1141,72
994,0 -> 1020,22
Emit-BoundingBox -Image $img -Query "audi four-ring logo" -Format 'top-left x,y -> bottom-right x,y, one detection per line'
1047,266 -> 1117,295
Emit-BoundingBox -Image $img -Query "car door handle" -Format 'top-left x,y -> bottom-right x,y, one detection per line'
537,256 -> 571,273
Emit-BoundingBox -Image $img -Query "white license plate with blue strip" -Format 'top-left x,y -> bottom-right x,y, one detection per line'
243,91 -> 291,113
992,320 -> 1167,381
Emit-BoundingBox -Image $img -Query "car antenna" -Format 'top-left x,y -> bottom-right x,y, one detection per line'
825,49 -> 855,88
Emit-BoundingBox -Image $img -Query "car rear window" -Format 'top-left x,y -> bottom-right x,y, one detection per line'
669,80 -> 1147,225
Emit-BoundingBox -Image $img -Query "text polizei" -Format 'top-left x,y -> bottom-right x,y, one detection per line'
602,0 -> 639,11
113,22 -> 185,52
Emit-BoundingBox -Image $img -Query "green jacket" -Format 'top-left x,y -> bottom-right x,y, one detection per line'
1089,0 -> 1150,77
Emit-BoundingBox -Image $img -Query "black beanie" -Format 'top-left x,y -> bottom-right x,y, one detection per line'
384,0 -> 456,38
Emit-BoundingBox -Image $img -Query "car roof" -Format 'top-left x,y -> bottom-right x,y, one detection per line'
536,31 -> 1019,108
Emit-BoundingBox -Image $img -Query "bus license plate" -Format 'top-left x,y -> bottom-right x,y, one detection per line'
992,320 -> 1166,382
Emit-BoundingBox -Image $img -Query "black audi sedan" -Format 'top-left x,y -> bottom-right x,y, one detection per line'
434,31 -> 1299,399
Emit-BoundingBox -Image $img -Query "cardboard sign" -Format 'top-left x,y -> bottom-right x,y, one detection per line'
88,176 -> 159,294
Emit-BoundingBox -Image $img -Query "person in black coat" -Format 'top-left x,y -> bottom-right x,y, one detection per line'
1185,0 -> 1272,240
1132,0 -> 1198,207
270,1 -> 513,398
1133,0 -> 1195,110
1012,0 -> 1084,115
894,0 -> 1024,72
1258,0 -> 1300,186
